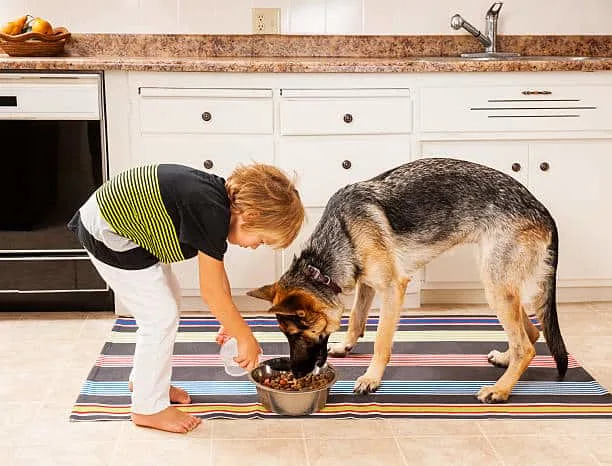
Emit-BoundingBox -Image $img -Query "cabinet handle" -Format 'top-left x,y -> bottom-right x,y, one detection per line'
539,161 -> 550,172
203,159 -> 214,169
521,90 -> 552,95
201,111 -> 212,122
342,160 -> 352,169
511,162 -> 521,172
343,113 -> 353,123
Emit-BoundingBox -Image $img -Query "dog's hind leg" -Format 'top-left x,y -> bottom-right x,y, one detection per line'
478,286 -> 535,403
354,277 -> 409,395
477,231 -> 540,403
329,281 -> 375,357
487,309 -> 540,368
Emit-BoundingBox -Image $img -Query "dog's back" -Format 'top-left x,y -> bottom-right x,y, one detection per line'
337,157 -> 554,245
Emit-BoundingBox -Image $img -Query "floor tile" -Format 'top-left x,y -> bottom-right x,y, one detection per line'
11,441 -> 116,466
581,435 -> 612,465
390,419 -> 482,437
486,434 -> 598,465
112,438 -> 211,466
302,418 -> 393,439
212,418 -> 303,439
558,309 -> 612,336
305,438 -> 404,466
212,438 -> 307,466
479,418 -> 612,437
396,435 -> 500,465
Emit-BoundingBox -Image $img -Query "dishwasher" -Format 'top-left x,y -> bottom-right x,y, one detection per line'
0,71 -> 112,310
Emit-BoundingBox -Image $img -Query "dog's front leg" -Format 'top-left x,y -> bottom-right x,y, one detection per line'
354,278 -> 408,395
329,282 -> 375,357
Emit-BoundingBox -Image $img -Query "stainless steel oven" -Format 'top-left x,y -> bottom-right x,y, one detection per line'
0,72 -> 112,310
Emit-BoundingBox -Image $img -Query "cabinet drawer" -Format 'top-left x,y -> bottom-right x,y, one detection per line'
136,134 -> 274,178
280,89 -> 412,136
139,88 -> 273,134
279,136 -> 410,207
419,86 -> 612,133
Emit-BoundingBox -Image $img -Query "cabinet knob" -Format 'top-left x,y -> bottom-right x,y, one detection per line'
203,159 -> 214,169
343,113 -> 353,124
342,160 -> 352,169
201,111 -> 212,122
511,162 -> 521,172
539,161 -> 550,172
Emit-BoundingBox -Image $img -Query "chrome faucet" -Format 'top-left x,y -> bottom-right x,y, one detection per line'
451,2 -> 519,58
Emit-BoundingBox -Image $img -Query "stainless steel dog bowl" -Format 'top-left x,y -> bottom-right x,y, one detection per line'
248,357 -> 337,416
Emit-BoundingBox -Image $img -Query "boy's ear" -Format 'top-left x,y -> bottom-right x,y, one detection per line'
246,284 -> 276,302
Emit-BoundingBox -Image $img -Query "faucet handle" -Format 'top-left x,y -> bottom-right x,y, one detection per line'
486,2 -> 503,17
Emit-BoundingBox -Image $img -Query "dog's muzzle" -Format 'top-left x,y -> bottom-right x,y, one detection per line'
288,334 -> 329,379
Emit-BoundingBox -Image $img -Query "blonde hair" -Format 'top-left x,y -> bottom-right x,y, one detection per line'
225,164 -> 304,249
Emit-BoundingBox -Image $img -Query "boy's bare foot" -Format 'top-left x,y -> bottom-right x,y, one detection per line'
169,385 -> 191,404
131,406 -> 201,433
128,382 -> 192,404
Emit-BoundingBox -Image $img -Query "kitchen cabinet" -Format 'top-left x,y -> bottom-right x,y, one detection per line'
419,139 -> 612,289
529,141 -> 612,283
109,70 -> 612,306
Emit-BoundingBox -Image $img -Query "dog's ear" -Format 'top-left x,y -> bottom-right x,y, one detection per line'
269,304 -> 299,316
246,283 -> 276,302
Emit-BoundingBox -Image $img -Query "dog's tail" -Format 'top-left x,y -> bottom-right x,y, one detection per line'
539,221 -> 568,378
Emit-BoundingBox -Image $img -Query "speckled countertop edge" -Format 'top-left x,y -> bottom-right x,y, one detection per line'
1,34 -> 611,73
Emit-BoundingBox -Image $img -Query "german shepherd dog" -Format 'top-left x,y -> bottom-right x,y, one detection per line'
248,158 -> 568,403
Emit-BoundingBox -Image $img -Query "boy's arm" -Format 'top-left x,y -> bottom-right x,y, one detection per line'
197,251 -> 251,341
198,252 -> 261,369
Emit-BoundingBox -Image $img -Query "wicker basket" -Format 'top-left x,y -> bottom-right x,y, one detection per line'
0,27 -> 71,57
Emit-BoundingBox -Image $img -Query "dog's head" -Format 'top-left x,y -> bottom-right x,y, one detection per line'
247,283 -> 343,378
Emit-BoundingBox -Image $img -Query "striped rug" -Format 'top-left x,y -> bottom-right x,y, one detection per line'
70,315 -> 612,420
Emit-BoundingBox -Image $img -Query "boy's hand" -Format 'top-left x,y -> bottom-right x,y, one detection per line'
234,333 -> 262,371
215,326 -> 231,346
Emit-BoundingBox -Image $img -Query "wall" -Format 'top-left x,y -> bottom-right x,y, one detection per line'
1,0 -> 611,35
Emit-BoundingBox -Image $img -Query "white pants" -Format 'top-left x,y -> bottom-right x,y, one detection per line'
88,253 -> 182,415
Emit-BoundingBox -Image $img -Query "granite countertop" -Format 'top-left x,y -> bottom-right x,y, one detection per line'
1,34 -> 611,73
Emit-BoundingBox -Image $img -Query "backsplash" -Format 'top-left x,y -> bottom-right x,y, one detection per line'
1,0 -> 611,35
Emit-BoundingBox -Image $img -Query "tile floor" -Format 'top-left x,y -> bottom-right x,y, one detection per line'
1,302 -> 612,466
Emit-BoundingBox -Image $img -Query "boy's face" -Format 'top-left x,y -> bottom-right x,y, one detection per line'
227,213 -> 267,249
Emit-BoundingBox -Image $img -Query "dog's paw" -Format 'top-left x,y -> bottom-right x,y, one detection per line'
328,342 -> 353,358
487,349 -> 510,368
476,385 -> 510,403
353,375 -> 381,395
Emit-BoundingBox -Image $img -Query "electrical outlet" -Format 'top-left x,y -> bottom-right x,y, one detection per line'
252,8 -> 280,34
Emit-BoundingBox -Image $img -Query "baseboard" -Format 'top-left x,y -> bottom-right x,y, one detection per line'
421,287 -> 612,305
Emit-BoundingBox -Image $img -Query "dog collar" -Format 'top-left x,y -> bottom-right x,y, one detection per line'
305,265 -> 342,294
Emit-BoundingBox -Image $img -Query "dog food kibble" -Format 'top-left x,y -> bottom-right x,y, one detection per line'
261,371 -> 333,391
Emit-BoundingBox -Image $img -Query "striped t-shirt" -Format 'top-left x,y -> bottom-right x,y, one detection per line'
69,164 -> 230,269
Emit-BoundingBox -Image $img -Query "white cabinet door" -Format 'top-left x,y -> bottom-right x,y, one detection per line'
419,141 -> 529,287
278,136 -> 410,207
529,141 -> 612,283
134,134 -> 277,294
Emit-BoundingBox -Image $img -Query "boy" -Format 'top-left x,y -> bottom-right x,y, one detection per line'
68,163 -> 304,433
